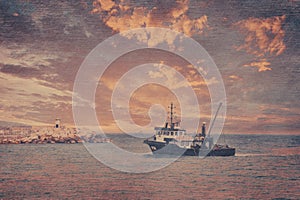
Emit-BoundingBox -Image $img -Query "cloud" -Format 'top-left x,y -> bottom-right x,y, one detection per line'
228,75 -> 242,82
171,14 -> 208,36
256,104 -> 300,132
0,46 -> 50,68
0,73 -> 71,102
0,0 -> 297,134
0,72 -> 72,125
0,64 -> 41,78
243,59 -> 271,72
235,15 -> 286,72
96,0 -> 115,11
91,0 -> 208,37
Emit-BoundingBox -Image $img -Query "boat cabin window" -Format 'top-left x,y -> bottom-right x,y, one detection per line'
171,131 -> 174,136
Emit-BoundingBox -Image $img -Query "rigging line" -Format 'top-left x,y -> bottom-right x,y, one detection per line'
207,102 -> 222,137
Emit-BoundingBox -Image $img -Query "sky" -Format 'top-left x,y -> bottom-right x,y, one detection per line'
0,0 -> 299,134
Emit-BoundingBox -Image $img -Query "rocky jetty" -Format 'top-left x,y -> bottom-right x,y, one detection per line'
0,126 -> 82,144
0,127 -> 113,144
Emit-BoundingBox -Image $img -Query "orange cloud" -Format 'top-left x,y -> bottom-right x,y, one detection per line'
91,0 -> 208,37
228,75 -> 242,82
235,15 -> 286,72
171,15 -> 208,36
236,15 -> 286,57
243,59 -> 271,72
96,0 -> 115,11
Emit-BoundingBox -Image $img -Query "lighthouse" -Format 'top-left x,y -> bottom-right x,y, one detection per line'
55,118 -> 61,129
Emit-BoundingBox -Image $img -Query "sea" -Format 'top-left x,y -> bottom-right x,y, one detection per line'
1,134 -> 299,199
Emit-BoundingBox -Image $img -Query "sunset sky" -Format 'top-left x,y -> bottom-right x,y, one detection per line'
0,0 -> 299,134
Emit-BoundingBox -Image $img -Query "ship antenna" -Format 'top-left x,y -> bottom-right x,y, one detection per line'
168,103 -> 172,125
207,102 -> 222,136
170,103 -> 173,125
168,102 -> 176,128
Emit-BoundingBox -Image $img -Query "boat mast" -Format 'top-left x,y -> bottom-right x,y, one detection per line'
168,102 -> 176,129
207,102 -> 222,136
170,102 -> 174,126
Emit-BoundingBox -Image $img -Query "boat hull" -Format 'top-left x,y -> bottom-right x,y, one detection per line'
144,140 -> 235,157
207,147 -> 235,156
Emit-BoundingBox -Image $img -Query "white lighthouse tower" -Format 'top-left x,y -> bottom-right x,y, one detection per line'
55,118 -> 61,129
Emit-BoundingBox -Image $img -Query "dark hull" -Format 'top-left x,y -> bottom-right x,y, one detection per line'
144,140 -> 235,157
207,147 -> 235,156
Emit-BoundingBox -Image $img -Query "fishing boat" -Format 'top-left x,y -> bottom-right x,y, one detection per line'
144,103 -> 235,156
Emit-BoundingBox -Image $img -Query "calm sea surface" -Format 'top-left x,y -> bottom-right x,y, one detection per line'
1,134 -> 299,199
